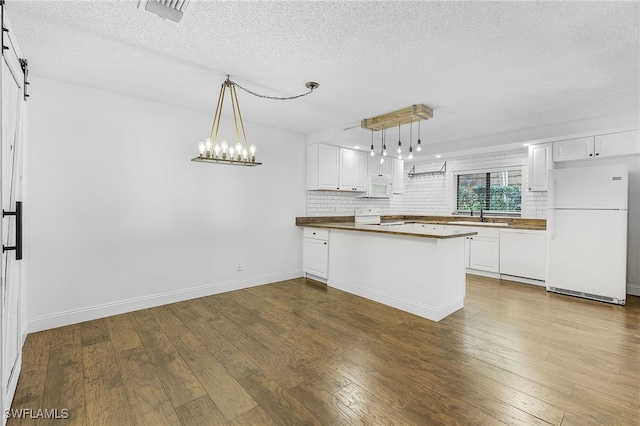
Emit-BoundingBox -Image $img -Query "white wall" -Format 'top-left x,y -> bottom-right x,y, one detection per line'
24,77 -> 306,332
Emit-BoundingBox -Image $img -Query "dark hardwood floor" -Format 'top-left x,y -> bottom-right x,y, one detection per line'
8,275 -> 640,425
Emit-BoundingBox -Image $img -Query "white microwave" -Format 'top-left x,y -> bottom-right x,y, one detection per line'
357,175 -> 393,198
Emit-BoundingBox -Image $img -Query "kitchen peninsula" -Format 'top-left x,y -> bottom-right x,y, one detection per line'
297,216 -> 477,322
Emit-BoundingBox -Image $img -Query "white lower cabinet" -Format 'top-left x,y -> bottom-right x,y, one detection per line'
467,236 -> 500,273
446,226 -> 500,275
499,229 -> 546,283
446,224 -> 547,282
303,228 -> 329,279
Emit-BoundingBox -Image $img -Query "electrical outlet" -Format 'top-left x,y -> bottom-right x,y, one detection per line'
237,262 -> 243,271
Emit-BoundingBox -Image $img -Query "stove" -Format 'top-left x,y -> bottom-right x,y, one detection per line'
354,208 -> 404,226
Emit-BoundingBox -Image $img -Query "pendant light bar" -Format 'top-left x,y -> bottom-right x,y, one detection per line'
361,104 -> 433,131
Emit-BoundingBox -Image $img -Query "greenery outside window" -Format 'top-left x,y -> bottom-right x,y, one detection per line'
456,168 -> 522,215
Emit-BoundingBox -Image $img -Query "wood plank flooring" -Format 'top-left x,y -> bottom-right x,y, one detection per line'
8,276 -> 640,425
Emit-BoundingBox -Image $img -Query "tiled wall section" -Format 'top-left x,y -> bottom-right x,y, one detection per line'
306,148 -> 548,218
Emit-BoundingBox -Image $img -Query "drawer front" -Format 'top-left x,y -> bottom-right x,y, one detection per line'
303,227 -> 329,240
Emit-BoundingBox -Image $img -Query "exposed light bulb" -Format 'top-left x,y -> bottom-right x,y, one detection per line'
249,144 -> 256,162
370,144 -> 375,156
205,138 -> 213,157
198,141 -> 206,157
408,152 -> 413,160
235,143 -> 242,160
242,148 -> 248,160
214,144 -> 220,158
221,141 -> 228,159
397,141 -> 402,154
229,146 -> 235,160
398,153 -> 402,160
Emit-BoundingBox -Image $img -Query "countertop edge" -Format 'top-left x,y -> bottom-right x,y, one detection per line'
296,215 -> 546,231
300,222 -> 477,239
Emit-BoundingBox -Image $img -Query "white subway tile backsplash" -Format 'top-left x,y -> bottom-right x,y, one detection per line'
306,148 -> 547,218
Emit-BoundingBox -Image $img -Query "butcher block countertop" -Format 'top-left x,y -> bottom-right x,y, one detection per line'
299,221 -> 477,239
296,215 -> 546,231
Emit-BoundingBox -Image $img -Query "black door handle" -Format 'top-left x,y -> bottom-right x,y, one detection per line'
3,201 -> 22,260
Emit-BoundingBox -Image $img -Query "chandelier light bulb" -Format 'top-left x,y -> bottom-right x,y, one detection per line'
229,146 -> 235,161
235,142 -> 243,160
205,138 -> 213,156
198,141 -> 206,158
242,148 -> 248,161
214,144 -> 220,158
221,141 -> 228,159
249,144 -> 256,162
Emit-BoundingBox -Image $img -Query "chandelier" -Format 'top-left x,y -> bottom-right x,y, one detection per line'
192,76 -> 319,167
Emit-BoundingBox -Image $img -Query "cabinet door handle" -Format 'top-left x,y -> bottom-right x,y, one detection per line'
589,153 -> 593,156
323,242 -> 327,245
595,153 -> 599,156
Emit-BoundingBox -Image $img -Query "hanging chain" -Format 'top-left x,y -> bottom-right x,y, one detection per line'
228,77 -> 318,101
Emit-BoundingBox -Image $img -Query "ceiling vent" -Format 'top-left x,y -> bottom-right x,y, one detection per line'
140,0 -> 191,24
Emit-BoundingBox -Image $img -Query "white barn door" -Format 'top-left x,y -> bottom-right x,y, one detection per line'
0,5 -> 26,424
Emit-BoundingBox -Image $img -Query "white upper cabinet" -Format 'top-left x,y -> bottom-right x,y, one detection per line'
552,130 -> 639,162
594,130 -> 640,159
307,144 -> 366,191
552,137 -> 594,162
339,148 -> 367,191
392,158 -> 404,194
307,143 -> 340,190
367,154 -> 392,176
527,143 -> 552,191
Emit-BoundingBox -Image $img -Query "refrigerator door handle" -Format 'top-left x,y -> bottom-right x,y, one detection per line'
549,210 -> 555,240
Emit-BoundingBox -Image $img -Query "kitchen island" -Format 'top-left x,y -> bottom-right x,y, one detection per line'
300,221 -> 476,322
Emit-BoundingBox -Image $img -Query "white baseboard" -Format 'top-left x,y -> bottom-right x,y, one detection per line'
627,282 -> 640,297
329,278 -> 463,322
500,274 -> 546,287
304,273 -> 327,284
27,270 -> 303,333
466,269 -> 500,279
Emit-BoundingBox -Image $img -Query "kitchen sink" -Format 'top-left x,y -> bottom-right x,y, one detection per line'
448,221 -> 509,227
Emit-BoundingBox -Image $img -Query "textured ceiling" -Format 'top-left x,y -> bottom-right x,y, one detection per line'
6,1 -> 640,153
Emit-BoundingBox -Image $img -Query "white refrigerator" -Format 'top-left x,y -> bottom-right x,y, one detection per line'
546,163 -> 628,305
